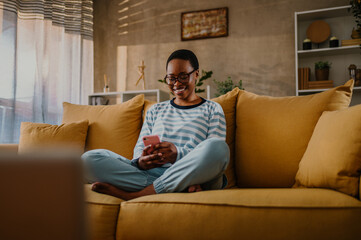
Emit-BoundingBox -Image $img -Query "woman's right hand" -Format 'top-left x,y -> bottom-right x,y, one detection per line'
138,145 -> 163,170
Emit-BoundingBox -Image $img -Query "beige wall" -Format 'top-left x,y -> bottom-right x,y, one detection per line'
93,0 -> 347,98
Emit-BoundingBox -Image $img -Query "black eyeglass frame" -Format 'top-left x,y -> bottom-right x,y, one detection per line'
164,69 -> 198,85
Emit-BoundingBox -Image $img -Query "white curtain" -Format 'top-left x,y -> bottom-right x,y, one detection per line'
0,0 -> 93,143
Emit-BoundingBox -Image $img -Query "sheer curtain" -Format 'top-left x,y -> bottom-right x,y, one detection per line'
0,0 -> 93,143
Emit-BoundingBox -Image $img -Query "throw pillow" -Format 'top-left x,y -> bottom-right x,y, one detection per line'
62,94 -> 144,159
212,87 -> 240,188
19,120 -> 89,153
294,104 -> 361,197
235,79 -> 354,188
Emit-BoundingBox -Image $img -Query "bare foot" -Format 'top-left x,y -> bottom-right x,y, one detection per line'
91,182 -> 156,200
188,184 -> 202,193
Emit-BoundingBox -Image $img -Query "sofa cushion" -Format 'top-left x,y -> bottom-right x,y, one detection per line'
294,104 -> 361,197
18,121 -> 88,153
117,188 -> 361,240
84,184 -> 123,240
143,99 -> 157,122
62,95 -> 144,159
235,80 -> 354,188
212,87 -> 239,188
0,144 -> 19,153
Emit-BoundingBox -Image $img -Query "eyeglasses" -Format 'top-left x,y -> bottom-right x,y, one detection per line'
164,69 -> 198,85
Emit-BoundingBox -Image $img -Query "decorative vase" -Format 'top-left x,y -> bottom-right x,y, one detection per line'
315,68 -> 329,81
351,27 -> 361,39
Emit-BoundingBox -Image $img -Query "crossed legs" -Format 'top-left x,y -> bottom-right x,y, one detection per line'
82,138 -> 229,200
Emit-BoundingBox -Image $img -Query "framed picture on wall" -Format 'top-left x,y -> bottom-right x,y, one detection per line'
181,7 -> 228,41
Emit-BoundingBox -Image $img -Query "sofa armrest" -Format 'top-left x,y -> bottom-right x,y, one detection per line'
0,144 -> 19,153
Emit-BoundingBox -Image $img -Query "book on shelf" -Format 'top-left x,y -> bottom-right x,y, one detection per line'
298,67 -> 310,90
307,80 -> 334,89
304,68 -> 309,89
341,39 -> 361,46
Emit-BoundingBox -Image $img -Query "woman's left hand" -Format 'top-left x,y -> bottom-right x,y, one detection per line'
152,142 -> 177,164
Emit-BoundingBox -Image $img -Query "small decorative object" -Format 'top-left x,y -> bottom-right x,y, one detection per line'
306,20 -> 331,45
329,36 -> 339,47
103,74 -> 110,93
135,60 -> 146,90
348,64 -> 357,80
213,77 -> 244,97
158,70 -> 213,94
315,61 -> 331,81
181,7 -> 228,41
356,69 -> 361,86
303,38 -> 312,50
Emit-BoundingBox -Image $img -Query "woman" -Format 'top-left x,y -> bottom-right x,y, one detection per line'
82,49 -> 229,200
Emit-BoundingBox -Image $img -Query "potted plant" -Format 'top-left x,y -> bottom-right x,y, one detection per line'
350,0 -> 361,38
315,61 -> 331,81
213,77 -> 244,97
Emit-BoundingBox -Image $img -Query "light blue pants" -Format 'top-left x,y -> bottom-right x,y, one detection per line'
82,138 -> 230,194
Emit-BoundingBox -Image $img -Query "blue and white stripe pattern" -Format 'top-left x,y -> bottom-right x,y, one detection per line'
133,98 -> 226,166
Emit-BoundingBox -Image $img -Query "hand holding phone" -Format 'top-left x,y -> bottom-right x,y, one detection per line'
142,135 -> 160,155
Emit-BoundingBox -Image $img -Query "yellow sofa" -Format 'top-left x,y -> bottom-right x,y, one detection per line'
2,80 -> 361,240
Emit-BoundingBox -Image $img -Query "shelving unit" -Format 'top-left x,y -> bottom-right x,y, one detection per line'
299,86 -> 361,94
294,5 -> 361,105
88,89 -> 169,105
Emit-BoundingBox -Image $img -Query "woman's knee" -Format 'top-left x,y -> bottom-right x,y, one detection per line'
201,138 -> 230,168
81,149 -> 111,168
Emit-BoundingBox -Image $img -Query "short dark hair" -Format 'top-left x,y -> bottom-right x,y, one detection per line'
166,49 -> 199,70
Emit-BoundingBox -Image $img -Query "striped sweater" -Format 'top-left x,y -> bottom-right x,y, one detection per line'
133,98 -> 226,166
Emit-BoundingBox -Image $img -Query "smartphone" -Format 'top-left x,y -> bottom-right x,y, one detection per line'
142,135 -> 160,154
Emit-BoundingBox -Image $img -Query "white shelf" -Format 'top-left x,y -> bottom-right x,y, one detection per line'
88,89 -> 169,105
298,45 -> 361,58
121,89 -> 169,103
296,5 -> 351,21
89,91 -> 122,97
298,86 -> 361,94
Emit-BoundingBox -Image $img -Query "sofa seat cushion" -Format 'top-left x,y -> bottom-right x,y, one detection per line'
117,189 -> 361,240
84,184 -> 123,240
125,188 -> 361,207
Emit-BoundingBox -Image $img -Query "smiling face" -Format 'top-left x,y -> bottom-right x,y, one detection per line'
166,59 -> 199,104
